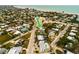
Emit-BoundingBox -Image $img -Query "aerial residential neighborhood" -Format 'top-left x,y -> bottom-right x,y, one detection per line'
0,6 -> 79,54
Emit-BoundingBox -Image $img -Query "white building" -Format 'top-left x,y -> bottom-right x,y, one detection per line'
71,30 -> 77,33
66,50 -> 74,54
6,28 -> 14,32
53,16 -> 58,19
23,24 -> 30,28
52,28 -> 59,32
8,46 -> 22,54
71,27 -> 76,30
37,35 -> 44,41
65,43 -> 73,48
69,32 -> 76,36
14,30 -> 21,35
39,41 -> 45,53
0,48 -> 8,54
67,36 -> 75,40
67,36 -> 78,42
56,24 -> 63,29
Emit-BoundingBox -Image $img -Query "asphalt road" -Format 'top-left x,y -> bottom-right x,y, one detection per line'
50,24 -> 71,47
27,25 -> 36,53
0,31 -> 31,47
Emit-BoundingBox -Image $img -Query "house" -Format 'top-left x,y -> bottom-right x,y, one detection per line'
71,29 -> 77,33
52,28 -> 59,32
6,28 -> 14,32
8,46 -> 22,54
0,31 -> 4,35
67,36 -> 78,42
71,27 -> 76,30
65,43 -> 73,48
53,16 -> 58,19
67,36 -> 75,40
39,41 -> 45,53
4,25 -> 8,28
23,24 -> 30,28
64,49 -> 74,54
0,48 -> 8,54
37,35 -> 44,41
17,26 -> 23,29
66,50 -> 74,54
44,43 -> 50,52
13,30 -> 21,36
1,26 -> 5,28
20,27 -> 28,33
48,31 -> 55,37
0,28 -> 1,31
69,32 -> 76,36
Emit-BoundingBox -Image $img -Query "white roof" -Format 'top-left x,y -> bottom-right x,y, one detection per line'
39,41 -> 45,52
71,30 -> 77,32
69,32 -> 76,36
52,28 -> 59,31
65,43 -> 73,48
53,16 -> 58,18
0,28 -> 1,31
56,24 -> 63,28
56,25 -> 60,28
0,23 -> 5,26
72,27 -> 76,30
8,46 -> 22,54
67,36 -> 75,40
23,24 -> 30,28
17,26 -> 22,29
4,25 -> 8,27
6,28 -> 14,32
14,31 -> 21,35
1,26 -> 5,28
66,50 -> 74,54
37,35 -> 44,40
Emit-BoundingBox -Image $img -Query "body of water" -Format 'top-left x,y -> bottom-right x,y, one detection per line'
14,5 -> 79,14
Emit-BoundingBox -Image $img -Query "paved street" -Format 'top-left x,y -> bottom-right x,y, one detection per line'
51,24 -> 71,47
27,25 -> 36,53
0,31 -> 31,47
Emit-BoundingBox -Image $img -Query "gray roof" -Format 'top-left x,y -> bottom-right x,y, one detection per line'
0,48 -> 8,54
